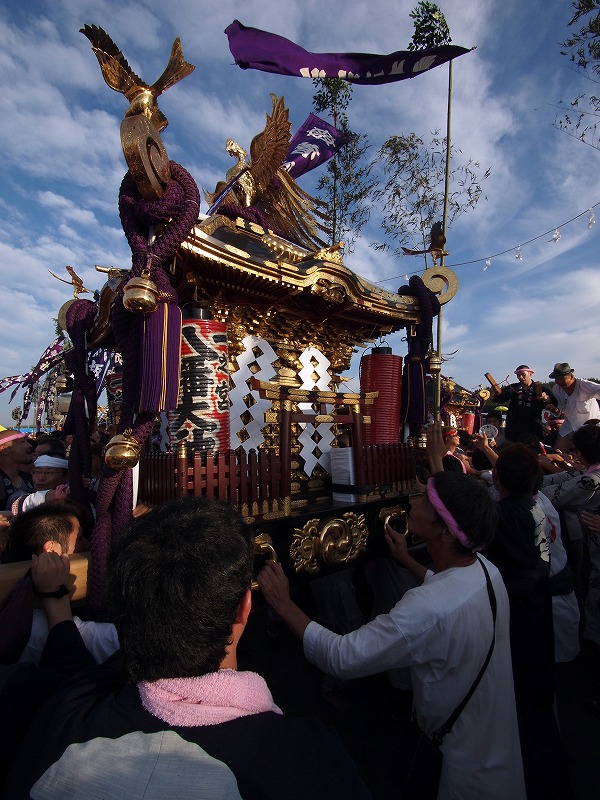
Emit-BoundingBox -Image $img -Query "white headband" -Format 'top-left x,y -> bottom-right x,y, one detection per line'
34,455 -> 68,469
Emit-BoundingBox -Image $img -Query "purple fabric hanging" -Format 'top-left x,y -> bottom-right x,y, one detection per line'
226,20 -> 471,85
282,113 -> 351,180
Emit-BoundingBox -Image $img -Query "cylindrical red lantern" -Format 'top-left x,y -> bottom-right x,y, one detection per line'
462,411 -> 475,435
360,347 -> 403,444
169,306 -> 230,452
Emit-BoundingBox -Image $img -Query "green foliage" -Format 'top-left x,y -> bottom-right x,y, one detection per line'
312,78 -> 352,129
562,0 -> 600,72
408,2 -> 451,50
372,131 -> 490,256
371,4 -> 488,258
555,1 -> 600,150
312,78 -> 376,252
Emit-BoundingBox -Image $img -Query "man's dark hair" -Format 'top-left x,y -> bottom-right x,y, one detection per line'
6,500 -> 87,562
107,498 -> 253,682
572,424 -> 600,465
431,471 -> 497,553
495,443 -> 539,495
486,413 -> 502,427
32,434 -> 67,458
471,447 -> 494,471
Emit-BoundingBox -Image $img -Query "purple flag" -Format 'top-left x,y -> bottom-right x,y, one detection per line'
23,337 -> 65,386
226,20 -> 471,85
0,375 -> 25,395
282,113 -> 351,180
87,348 -> 114,400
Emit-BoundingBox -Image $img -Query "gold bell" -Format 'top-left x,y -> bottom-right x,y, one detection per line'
104,429 -> 141,470
55,374 -> 73,394
123,270 -> 159,314
427,354 -> 442,374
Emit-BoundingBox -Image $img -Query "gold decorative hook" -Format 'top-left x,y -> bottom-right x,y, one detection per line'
251,533 -> 278,590
378,505 -> 409,537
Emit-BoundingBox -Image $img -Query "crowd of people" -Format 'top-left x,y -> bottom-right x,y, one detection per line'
0,360 -> 598,799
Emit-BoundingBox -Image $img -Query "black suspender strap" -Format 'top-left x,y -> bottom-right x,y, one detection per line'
432,556 -> 497,746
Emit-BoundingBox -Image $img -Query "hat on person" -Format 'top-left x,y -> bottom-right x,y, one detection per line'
34,454 -> 68,470
549,362 -> 574,379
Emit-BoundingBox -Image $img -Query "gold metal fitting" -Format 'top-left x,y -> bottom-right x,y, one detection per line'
104,428 -> 141,470
427,354 -> 442,374
123,270 -> 159,314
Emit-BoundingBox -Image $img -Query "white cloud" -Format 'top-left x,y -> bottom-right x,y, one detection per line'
1,0 -> 598,425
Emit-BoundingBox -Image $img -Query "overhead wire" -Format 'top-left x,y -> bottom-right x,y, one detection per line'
375,200 -> 599,285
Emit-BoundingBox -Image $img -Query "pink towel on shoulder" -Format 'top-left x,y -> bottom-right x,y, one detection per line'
139,669 -> 282,727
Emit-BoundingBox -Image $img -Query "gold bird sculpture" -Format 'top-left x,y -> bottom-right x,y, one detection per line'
204,95 -> 329,250
48,266 -> 91,299
80,24 -> 195,132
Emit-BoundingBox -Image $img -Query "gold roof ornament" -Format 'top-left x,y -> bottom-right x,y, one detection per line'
204,94 -> 329,251
80,24 -> 194,132
80,24 -> 195,199
48,266 -> 91,300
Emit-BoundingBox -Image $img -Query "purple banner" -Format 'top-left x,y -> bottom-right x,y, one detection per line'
23,336 -> 65,386
36,372 -> 55,429
0,375 -> 25,395
226,20 -> 471,85
87,348 -> 114,400
282,113 -> 351,179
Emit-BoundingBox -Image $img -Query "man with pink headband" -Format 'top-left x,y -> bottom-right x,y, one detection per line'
492,364 -> 551,444
0,430 -> 34,511
259,426 -> 525,800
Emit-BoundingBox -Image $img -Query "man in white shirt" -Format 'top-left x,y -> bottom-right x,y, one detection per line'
547,362 -> 600,452
259,430 -> 526,800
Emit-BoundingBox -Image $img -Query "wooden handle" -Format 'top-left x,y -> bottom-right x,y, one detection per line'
485,372 -> 501,395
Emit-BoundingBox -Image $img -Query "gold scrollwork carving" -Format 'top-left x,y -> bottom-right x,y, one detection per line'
311,278 -> 347,304
291,513 -> 369,574
421,265 -> 459,306
262,233 -> 306,263
251,533 -> 278,590
378,505 -> 409,537
120,115 -> 171,199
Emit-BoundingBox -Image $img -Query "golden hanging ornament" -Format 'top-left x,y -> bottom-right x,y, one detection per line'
104,428 -> 141,470
123,270 -> 159,314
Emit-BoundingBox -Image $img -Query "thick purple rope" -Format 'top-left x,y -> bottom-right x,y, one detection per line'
62,300 -> 97,509
89,162 -> 199,611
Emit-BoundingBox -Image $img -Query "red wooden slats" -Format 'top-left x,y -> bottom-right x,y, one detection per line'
248,449 -> 259,508
205,451 -> 216,499
258,448 -> 269,509
193,451 -> 204,497
228,450 -> 238,507
238,449 -> 248,510
217,451 -> 228,500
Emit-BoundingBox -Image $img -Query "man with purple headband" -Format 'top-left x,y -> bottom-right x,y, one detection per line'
259,424 -> 525,800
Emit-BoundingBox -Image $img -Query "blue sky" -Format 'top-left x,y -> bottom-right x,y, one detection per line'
0,0 -> 598,426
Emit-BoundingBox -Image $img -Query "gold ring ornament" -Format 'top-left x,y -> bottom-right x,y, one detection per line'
421,265 -> 459,305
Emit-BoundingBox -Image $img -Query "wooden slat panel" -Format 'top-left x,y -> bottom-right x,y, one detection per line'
248,449 -> 259,508
217,451 -> 228,501
238,448 -> 248,510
